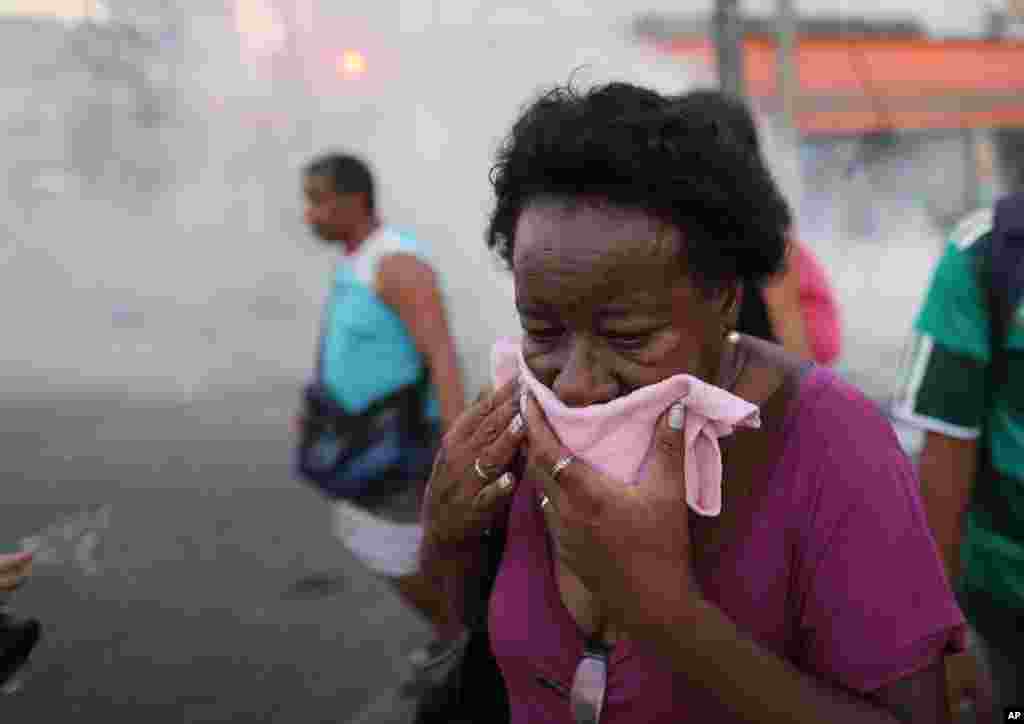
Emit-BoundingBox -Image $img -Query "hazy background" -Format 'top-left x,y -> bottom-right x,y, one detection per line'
1,0 -> 1014,406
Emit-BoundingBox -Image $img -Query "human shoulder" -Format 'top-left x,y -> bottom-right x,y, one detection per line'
377,249 -> 437,290
911,209 -> 993,358
375,248 -> 441,317
739,351 -> 906,518
377,227 -> 433,263
370,227 -> 436,291
785,366 -> 896,462
787,368 -> 963,694
949,206 -> 994,253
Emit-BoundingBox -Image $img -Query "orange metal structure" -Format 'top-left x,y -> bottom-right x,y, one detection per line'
656,35 -> 1024,135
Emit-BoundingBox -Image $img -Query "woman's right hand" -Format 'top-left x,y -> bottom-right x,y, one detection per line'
424,378 -> 525,552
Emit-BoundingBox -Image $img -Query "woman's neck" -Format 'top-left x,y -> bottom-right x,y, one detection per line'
716,333 -> 748,393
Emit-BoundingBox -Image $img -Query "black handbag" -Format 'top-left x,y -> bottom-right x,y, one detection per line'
294,301 -> 434,501
294,371 -> 432,501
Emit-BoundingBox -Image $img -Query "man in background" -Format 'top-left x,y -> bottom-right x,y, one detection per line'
894,195 -> 1023,719
297,153 -> 467,680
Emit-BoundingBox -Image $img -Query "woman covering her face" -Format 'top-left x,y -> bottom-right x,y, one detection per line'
420,82 -> 964,723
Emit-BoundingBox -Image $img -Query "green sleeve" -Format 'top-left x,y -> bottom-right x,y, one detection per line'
914,241 -> 989,364
893,220 -> 993,438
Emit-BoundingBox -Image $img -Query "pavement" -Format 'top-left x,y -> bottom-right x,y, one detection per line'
0,379 -> 972,722
0,382 -> 430,722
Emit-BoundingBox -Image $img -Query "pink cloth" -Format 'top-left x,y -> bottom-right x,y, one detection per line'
793,243 -> 842,366
491,338 -> 760,517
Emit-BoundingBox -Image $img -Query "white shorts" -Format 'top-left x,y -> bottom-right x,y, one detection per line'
332,499 -> 424,578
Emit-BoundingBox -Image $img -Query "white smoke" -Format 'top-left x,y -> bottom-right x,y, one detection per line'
1,1 -> 967,406
0,4 -> 707,402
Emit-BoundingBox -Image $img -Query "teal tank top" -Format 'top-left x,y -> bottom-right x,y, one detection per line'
319,228 -> 441,421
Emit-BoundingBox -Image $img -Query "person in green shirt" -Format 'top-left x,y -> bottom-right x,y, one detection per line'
893,204 -> 1021,718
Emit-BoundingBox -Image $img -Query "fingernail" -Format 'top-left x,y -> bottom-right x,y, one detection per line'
498,472 -> 515,490
509,413 -> 524,435
669,402 -> 685,430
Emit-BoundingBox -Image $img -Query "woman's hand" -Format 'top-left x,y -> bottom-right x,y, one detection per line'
423,379 -> 525,552
0,551 -> 34,594
522,390 -> 699,635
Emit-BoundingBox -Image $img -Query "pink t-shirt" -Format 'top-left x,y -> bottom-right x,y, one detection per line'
793,243 -> 842,366
488,366 -> 964,722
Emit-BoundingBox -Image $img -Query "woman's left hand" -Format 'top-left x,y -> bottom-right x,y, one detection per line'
521,390 -> 700,635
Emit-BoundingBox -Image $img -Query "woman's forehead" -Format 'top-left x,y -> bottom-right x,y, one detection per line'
512,203 -> 691,312
513,202 -> 681,277
514,202 -> 679,258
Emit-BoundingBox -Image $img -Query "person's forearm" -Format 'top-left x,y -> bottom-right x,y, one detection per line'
427,342 -> 466,433
418,525 -> 483,628
637,598 -> 920,724
916,433 -> 977,583
375,255 -> 466,432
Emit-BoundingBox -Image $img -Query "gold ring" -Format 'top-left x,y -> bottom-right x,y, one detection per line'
539,494 -> 551,510
550,454 -> 575,481
474,457 -> 492,481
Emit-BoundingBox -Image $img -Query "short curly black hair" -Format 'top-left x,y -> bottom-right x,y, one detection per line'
485,82 -> 792,294
675,88 -> 762,158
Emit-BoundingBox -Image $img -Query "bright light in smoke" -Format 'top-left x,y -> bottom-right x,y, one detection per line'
338,49 -> 367,78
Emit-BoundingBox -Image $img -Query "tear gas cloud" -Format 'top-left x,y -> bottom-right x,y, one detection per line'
1,2 -> 974,406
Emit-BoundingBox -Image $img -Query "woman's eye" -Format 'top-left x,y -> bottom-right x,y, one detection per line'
606,333 -> 649,349
524,327 -> 562,342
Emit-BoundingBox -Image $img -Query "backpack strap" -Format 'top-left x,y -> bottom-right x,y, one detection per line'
983,193 -> 1024,397
972,195 -> 1024,536
962,194 -> 1024,604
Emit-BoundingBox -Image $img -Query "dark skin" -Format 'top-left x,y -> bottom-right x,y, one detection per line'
302,174 -> 376,251
515,199 -> 760,642
423,199 -> 949,722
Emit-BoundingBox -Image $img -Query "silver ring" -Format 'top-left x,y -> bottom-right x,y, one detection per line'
474,457 -> 492,481
539,494 -> 551,510
550,454 -> 575,481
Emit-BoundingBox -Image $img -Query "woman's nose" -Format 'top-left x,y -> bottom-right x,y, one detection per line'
551,341 -> 617,407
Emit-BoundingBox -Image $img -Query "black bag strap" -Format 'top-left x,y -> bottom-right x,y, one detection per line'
964,194 -> 1024,624
973,194 -> 1024,534
982,193 -> 1024,416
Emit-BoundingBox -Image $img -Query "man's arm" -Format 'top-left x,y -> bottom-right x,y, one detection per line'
376,253 -> 466,432
916,431 -> 978,583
